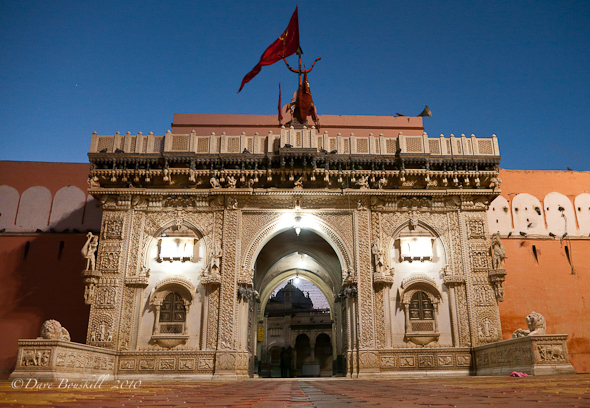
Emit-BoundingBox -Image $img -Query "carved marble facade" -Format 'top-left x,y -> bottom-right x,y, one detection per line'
8,117 -> 574,379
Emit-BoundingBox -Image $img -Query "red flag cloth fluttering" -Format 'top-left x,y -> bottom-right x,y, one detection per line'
238,7 -> 300,93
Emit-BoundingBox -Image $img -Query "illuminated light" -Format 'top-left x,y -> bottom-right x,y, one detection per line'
400,236 -> 433,261
294,216 -> 302,236
294,271 -> 300,284
159,238 -> 194,262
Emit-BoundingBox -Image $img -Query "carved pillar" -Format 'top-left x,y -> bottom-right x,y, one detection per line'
345,293 -> 358,377
214,206 -> 240,377
355,209 -> 378,375
86,209 -> 130,351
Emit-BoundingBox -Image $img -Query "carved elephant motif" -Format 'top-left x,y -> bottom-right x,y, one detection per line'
21,350 -> 38,366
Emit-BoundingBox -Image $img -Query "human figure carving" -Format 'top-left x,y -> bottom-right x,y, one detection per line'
491,232 -> 507,269
356,175 -> 370,189
81,232 -> 99,271
210,176 -> 221,189
372,238 -> 384,274
227,176 -> 237,188
294,176 -> 303,189
208,241 -> 222,275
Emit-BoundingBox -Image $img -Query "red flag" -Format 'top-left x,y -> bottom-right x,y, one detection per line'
278,83 -> 283,122
238,7 -> 300,93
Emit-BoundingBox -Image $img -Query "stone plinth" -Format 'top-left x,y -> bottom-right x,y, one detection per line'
473,335 -> 576,376
9,340 -> 117,382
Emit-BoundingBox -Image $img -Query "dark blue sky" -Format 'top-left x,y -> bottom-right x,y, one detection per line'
1,0 -> 589,170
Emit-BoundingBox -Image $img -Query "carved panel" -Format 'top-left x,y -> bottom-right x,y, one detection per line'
102,213 -> 125,240
356,210 -> 374,348
126,212 -> 145,277
218,209 -> 238,350
359,351 -> 378,369
117,286 -> 136,350
472,285 -> 494,306
418,355 -> 434,368
467,219 -> 486,239
93,286 -> 117,309
437,355 -> 453,367
399,355 -> 415,368
98,242 -> 122,271
374,287 -> 385,349
206,286 -> 220,350
380,355 -> 396,368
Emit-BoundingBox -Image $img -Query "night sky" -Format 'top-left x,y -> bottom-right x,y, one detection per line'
1,0 -> 589,170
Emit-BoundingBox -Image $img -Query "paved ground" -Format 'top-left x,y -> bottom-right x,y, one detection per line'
1,375 -> 589,407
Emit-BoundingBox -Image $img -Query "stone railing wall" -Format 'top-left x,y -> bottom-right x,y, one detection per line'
473,335 -> 576,376
89,129 -> 500,157
9,340 -> 117,382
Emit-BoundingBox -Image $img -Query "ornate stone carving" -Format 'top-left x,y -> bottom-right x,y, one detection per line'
490,232 -> 506,269
40,320 -> 70,341
21,349 -> 51,367
512,311 -> 547,338
218,209 -> 238,350
81,232 -> 99,271
359,351 -> 379,369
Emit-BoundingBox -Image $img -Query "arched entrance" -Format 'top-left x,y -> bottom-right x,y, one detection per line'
252,228 -> 345,377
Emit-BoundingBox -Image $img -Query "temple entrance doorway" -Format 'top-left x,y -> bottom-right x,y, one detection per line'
252,228 -> 345,378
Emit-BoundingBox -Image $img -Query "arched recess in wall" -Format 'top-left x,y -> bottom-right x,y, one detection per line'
386,220 -> 453,347
0,185 -> 19,231
49,186 -> 86,231
386,220 -> 449,270
544,192 -> 577,236
574,193 -> 590,235
137,221 -> 207,350
15,186 -> 52,232
511,193 -> 546,235
243,214 -> 352,283
487,196 -> 512,234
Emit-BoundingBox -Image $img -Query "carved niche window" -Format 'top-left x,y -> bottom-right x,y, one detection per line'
399,275 -> 442,346
409,291 -> 434,321
159,292 -> 186,334
149,276 -> 196,349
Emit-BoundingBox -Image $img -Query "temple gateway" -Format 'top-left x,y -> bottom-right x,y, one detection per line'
10,105 -> 576,380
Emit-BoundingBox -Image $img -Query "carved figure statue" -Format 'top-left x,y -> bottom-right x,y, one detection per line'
512,311 -> 547,338
489,177 -> 502,190
208,241 -> 222,275
491,232 -> 507,269
227,176 -> 237,188
372,238 -> 384,274
356,175 -> 370,189
294,176 -> 303,189
40,319 -> 71,341
84,284 -> 95,304
378,177 -> 387,189
210,176 -> 221,189
227,196 -> 238,209
81,232 -> 99,271
247,178 -> 255,188
493,283 -> 505,302
140,265 -> 150,278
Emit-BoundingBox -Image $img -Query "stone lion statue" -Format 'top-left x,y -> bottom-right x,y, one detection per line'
512,311 -> 546,338
40,319 -> 71,341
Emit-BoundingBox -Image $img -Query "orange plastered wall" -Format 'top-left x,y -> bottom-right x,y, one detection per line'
497,169 -> 590,373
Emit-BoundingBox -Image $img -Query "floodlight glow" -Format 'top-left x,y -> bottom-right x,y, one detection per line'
400,237 -> 433,261
159,238 -> 194,262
